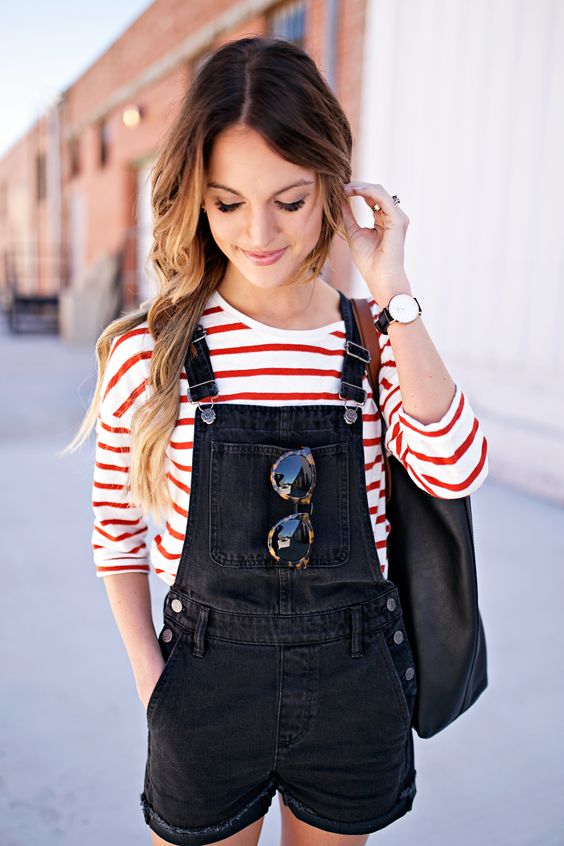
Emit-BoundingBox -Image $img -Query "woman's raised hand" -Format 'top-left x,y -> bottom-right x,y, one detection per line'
340,181 -> 412,304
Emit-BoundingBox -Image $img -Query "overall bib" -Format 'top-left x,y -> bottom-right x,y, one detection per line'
140,292 -> 418,845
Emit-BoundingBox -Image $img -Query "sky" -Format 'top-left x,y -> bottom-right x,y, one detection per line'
0,1 -> 154,158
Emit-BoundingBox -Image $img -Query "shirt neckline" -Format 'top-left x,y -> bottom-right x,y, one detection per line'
210,289 -> 345,340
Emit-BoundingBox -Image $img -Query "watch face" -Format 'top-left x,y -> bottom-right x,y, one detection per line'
388,293 -> 419,323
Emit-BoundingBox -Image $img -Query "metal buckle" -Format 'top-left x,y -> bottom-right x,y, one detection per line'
338,382 -> 367,425
338,382 -> 367,405
186,379 -> 218,403
344,339 -> 371,364
192,325 -> 207,343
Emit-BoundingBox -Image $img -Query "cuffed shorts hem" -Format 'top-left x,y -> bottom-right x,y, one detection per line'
140,778 -> 278,846
277,772 -> 417,836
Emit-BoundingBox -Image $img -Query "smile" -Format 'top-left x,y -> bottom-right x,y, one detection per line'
241,247 -> 287,266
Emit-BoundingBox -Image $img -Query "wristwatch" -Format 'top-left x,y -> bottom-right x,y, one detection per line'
375,293 -> 422,335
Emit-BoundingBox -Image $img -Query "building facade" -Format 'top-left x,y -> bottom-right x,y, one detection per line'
354,0 -> 564,503
0,0 -> 367,329
1,0 -> 562,502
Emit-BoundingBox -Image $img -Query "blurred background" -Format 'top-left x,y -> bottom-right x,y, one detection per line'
0,1 -> 562,844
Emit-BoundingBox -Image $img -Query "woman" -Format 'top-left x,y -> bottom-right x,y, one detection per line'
66,36 -> 488,846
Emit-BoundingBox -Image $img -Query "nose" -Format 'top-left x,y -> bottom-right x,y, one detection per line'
244,207 -> 282,251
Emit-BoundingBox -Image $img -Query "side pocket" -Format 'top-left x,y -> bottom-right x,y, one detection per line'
145,624 -> 186,723
376,620 -> 418,731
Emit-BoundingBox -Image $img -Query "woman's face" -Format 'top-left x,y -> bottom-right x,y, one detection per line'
202,124 -> 324,290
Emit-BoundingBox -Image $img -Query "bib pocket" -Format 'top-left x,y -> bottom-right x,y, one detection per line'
209,441 -> 350,568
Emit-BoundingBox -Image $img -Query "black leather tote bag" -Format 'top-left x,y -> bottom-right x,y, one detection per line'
351,297 -> 488,738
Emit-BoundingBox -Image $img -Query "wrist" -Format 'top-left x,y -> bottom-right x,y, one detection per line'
374,289 -> 422,336
131,638 -> 165,682
387,312 -> 422,333
369,275 -> 413,307
135,650 -> 165,687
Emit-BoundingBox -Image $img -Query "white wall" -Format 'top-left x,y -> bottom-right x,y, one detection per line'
355,0 -> 564,503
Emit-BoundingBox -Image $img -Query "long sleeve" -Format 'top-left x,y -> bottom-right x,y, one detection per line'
368,299 -> 489,498
91,324 -> 154,577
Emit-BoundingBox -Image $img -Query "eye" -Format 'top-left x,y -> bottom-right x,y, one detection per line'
213,198 -> 307,214
277,198 -> 306,212
215,200 -> 242,213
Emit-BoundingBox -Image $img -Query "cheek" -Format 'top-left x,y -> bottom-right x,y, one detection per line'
300,204 -> 324,245
207,213 -> 239,246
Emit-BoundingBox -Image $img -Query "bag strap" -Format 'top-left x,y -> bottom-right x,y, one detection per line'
351,297 -> 393,503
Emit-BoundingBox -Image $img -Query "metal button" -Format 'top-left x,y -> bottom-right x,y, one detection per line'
386,597 -> 397,612
161,628 -> 173,643
393,629 -> 404,645
171,598 -> 183,613
405,667 -> 415,681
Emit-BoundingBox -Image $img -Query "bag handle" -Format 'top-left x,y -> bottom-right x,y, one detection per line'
351,298 -> 393,503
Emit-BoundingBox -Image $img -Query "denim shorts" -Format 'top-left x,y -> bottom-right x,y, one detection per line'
140,588 -> 417,845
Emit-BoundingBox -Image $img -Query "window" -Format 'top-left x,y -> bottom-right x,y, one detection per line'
36,152 -> 47,202
69,136 -> 81,178
98,118 -> 110,167
268,0 -> 306,47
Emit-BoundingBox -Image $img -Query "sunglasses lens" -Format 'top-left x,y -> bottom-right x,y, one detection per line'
268,515 -> 312,564
272,453 -> 314,500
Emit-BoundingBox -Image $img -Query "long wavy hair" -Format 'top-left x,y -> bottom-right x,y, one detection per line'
61,35 -> 353,523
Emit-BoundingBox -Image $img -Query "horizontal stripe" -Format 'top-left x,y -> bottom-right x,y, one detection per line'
214,366 -> 344,379
103,351 -> 152,401
399,390 -> 465,436
210,343 -> 345,357
92,290 -> 488,582
404,418 -> 480,465
94,525 -> 146,542
96,562 -> 150,573
98,420 -> 130,434
96,461 -> 129,473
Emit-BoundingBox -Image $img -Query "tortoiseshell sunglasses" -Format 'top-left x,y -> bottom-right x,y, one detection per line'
267,446 -> 316,570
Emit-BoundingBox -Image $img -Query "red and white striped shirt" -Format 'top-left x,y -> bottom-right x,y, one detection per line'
92,289 -> 489,583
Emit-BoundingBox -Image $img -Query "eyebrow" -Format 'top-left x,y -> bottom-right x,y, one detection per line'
207,179 -> 314,198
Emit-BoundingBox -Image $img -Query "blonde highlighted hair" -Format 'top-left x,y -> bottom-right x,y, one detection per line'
61,35 -> 353,522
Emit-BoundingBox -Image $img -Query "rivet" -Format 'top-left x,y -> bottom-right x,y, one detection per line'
171,598 -> 183,613
161,628 -> 173,643
386,597 -> 397,612
405,667 -> 415,681
393,629 -> 404,645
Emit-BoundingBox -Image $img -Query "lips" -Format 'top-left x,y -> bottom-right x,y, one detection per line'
241,247 -> 287,265
243,248 -> 284,258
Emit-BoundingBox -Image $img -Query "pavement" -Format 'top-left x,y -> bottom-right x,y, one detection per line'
1,322 -> 563,846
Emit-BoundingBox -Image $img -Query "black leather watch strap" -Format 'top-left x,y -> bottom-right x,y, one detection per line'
375,307 -> 392,335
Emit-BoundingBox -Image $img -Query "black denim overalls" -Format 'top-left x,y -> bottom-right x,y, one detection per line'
140,292 -> 418,845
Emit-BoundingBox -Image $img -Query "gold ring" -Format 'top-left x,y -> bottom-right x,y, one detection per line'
372,203 -> 381,213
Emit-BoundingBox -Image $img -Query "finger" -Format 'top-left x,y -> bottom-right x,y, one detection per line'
340,196 -> 362,241
345,182 -> 400,217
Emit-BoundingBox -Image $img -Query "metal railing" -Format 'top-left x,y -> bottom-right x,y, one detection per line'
1,244 -> 71,333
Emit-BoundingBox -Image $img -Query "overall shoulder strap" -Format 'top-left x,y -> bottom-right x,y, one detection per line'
350,299 -> 382,400
183,324 -> 219,402
351,298 -> 392,503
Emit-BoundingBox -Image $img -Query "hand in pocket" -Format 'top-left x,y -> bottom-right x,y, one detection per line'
137,655 -> 166,712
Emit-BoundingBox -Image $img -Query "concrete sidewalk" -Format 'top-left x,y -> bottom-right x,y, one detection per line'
1,327 -> 563,845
